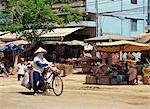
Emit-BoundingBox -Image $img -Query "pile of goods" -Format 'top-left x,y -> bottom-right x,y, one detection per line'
143,66 -> 150,85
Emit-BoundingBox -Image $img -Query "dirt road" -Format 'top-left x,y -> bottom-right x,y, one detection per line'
0,74 -> 150,109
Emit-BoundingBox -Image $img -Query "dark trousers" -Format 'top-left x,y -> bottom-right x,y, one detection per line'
33,71 -> 44,93
18,74 -> 24,81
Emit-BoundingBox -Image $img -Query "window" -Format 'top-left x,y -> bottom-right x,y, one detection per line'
131,19 -> 137,32
131,0 -> 137,4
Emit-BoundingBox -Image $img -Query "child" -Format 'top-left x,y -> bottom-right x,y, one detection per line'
17,58 -> 26,81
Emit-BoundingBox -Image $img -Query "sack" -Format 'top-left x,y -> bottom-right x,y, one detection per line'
21,72 -> 31,89
29,71 -> 34,88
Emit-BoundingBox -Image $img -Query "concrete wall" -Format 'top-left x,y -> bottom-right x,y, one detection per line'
86,0 -> 148,36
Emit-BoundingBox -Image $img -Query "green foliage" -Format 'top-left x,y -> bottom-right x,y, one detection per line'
0,0 -> 83,42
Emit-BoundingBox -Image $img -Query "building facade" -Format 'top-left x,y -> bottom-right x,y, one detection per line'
0,0 -> 148,38
86,0 -> 148,37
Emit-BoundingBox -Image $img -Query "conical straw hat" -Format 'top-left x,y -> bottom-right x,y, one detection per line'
34,47 -> 47,54
128,63 -> 136,68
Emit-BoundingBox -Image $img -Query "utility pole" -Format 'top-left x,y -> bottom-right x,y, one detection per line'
121,0 -> 123,35
99,14 -> 102,36
148,0 -> 150,32
95,0 -> 99,37
95,0 -> 102,37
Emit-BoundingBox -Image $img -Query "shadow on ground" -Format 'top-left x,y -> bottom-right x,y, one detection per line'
18,92 -> 34,95
73,72 -> 90,75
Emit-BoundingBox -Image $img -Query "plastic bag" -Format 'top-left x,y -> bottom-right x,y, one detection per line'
21,72 -> 31,89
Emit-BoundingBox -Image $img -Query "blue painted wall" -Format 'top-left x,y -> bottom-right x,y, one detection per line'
86,0 -> 148,36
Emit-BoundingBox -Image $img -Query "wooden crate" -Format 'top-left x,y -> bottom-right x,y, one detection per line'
85,75 -> 97,84
98,76 -> 110,85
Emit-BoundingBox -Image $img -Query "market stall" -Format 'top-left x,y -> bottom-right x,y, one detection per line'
85,40 -> 150,85
0,40 -> 29,74
79,57 -> 101,73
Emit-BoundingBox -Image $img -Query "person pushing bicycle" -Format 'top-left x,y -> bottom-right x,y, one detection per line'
33,47 -> 50,95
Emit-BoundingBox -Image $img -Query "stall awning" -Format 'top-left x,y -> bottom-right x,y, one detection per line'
40,27 -> 82,41
134,33 -> 150,43
85,35 -> 135,42
6,40 -> 29,45
0,32 -> 19,41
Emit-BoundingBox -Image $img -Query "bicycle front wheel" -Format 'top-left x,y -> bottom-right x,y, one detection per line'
52,76 -> 63,96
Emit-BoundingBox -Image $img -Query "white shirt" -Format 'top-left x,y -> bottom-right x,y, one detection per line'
17,63 -> 26,75
33,56 -> 49,73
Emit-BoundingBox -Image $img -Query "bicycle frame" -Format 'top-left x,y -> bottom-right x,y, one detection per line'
44,67 -> 60,88
45,71 -> 54,85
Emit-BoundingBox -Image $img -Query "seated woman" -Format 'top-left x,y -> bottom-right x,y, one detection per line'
127,64 -> 137,85
94,64 -> 112,77
94,64 -> 105,77
116,64 -> 126,84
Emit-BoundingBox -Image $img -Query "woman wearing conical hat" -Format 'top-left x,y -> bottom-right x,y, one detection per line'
33,47 -> 49,95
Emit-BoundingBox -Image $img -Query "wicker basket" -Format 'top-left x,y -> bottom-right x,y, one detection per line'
85,75 -> 97,84
98,76 -> 110,85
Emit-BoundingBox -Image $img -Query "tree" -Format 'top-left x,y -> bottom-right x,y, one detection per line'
0,0 -> 83,42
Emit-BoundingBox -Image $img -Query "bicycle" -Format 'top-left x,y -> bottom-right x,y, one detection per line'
42,66 -> 63,96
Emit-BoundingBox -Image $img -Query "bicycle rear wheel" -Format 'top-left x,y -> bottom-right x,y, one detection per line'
52,76 -> 63,96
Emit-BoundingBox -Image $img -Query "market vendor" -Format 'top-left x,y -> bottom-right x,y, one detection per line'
127,63 -> 137,85
84,52 -> 92,58
126,53 -> 135,60
94,64 -> 111,77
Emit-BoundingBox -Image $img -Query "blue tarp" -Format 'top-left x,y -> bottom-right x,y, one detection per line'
0,44 -> 26,52
0,48 -> 6,52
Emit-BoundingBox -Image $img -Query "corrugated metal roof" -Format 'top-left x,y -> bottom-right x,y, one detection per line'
0,33 -> 19,41
0,27 -> 82,41
40,27 -> 81,37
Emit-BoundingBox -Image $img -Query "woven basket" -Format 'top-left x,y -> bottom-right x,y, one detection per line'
98,76 -> 110,85
85,75 -> 97,84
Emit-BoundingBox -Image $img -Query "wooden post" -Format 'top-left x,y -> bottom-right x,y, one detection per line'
11,54 -> 19,75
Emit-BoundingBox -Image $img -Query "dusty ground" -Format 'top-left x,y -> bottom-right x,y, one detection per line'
0,74 -> 150,109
